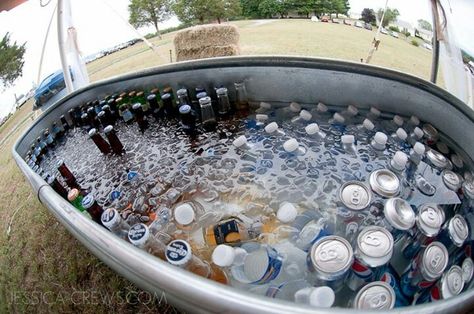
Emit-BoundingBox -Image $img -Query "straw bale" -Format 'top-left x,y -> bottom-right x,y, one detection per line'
174,24 -> 239,51
176,45 -> 240,62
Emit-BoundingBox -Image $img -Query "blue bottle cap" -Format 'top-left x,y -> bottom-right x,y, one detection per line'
127,171 -> 139,181
179,105 -> 191,114
109,190 -> 121,201
82,194 -> 95,209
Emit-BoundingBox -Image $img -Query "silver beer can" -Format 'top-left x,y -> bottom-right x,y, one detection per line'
383,198 -> 416,240
426,149 -> 449,169
339,181 -> 372,211
438,214 -> 469,250
352,281 -> 395,310
369,169 -> 400,198
442,170 -> 463,191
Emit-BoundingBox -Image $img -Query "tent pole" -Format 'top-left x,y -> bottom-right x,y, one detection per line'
57,0 -> 74,93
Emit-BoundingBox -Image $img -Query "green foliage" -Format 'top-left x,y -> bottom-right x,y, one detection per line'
417,19 -> 432,31
128,0 -> 172,36
240,0 -> 349,18
0,33 -> 26,89
361,8 -> 376,24
388,25 -> 400,33
411,39 -> 419,47
377,7 -> 400,27
173,0 -> 241,24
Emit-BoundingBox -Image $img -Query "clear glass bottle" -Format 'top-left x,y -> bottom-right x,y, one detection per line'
177,88 -> 190,107
216,87 -> 231,116
128,223 -> 171,259
101,208 -> 130,239
199,96 -> 217,131
234,82 -> 249,112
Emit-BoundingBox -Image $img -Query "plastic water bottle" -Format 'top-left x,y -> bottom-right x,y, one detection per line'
357,119 -> 375,143
294,286 -> 335,308
311,102 -> 332,123
341,135 -> 357,155
370,132 -> 388,151
391,128 -> 409,150
265,122 -> 285,136
408,127 -> 424,146
233,135 -> 252,150
305,123 -> 326,141
366,106 -> 381,121
409,142 -> 426,165
283,138 -> 306,156
291,110 -> 312,125
255,102 -> 272,114
389,151 -> 408,174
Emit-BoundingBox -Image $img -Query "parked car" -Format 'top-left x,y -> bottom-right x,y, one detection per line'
354,21 -> 364,28
321,15 -> 330,22
34,69 -> 71,108
423,43 -> 433,50
331,18 -> 340,24
381,28 -> 389,35
343,19 -> 352,26
390,31 -> 399,38
364,23 -> 373,31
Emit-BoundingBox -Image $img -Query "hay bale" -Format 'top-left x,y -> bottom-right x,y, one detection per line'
176,45 -> 240,62
174,24 -> 240,61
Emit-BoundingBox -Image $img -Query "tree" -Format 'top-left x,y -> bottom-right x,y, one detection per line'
377,7 -> 399,27
129,0 -> 172,39
417,19 -> 432,31
361,8 -> 376,25
240,0 -> 260,18
174,0 -> 241,24
0,32 -> 26,89
258,0 -> 282,18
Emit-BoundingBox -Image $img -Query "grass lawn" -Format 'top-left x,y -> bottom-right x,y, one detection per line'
0,18 -> 436,312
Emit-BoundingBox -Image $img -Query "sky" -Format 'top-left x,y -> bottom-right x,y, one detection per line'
0,0 -> 473,119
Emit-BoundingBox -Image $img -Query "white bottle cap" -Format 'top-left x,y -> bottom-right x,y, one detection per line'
317,102 -> 328,112
347,105 -> 358,116
174,203 -> 195,226
370,107 -> 381,117
233,248 -> 248,266
341,134 -> 355,144
283,138 -> 299,153
414,127 -> 424,139
259,102 -> 272,109
290,102 -> 301,112
265,122 -> 279,134
374,132 -> 388,145
333,112 -> 345,123
392,151 -> 408,171
212,245 -> 236,267
414,142 -> 426,155
410,115 -> 420,126
393,115 -> 404,126
277,202 -> 298,223
396,128 -> 408,141
363,119 -> 374,131
305,123 -> 320,135
295,287 -> 335,308
255,114 -> 269,122
233,135 -> 248,148
299,110 -> 312,121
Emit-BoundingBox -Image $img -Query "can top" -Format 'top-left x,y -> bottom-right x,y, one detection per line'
67,188 -> 80,202
369,169 -> 400,197
426,149 -> 449,169
462,180 -> 474,199
81,194 -> 95,209
339,181 -> 372,210
447,215 -> 469,247
357,226 -> 393,267
441,265 -> 464,299
421,242 -> 449,281
310,235 -> 353,278
353,281 -> 395,310
166,240 -> 192,266
462,257 -> 474,283
101,208 -> 120,229
128,223 -> 150,247
216,87 -> 228,95
423,123 -> 439,141
384,198 -> 415,230
415,174 -> 437,196
417,204 -> 445,237
436,142 -> 450,155
451,154 -> 464,169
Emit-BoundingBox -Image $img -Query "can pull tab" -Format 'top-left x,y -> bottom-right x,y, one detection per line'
431,252 -> 443,268
366,292 -> 388,308
318,248 -> 339,262
363,235 -> 381,247
351,189 -> 361,205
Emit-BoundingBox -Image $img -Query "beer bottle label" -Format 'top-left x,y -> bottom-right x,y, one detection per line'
213,219 -> 241,245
